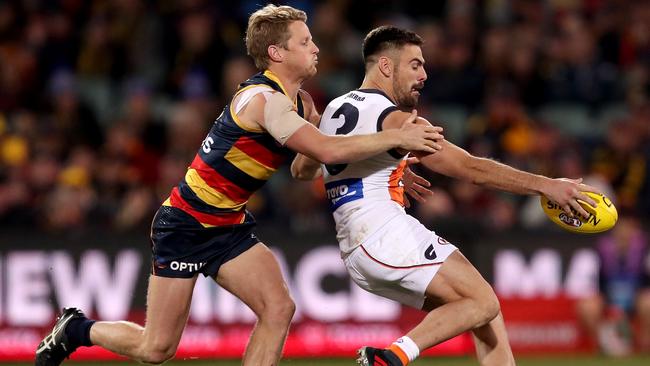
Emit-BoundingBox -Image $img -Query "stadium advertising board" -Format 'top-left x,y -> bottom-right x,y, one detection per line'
0,228 -> 598,360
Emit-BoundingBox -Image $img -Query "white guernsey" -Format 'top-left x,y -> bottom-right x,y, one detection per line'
320,89 -> 457,309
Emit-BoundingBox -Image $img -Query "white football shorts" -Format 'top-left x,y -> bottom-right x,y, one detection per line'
343,214 -> 458,309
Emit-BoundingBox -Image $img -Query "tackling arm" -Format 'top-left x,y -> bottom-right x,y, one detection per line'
243,91 -> 441,178
290,90 -> 324,180
285,111 -> 440,165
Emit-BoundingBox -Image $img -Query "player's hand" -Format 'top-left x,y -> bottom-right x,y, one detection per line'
398,110 -> 444,153
402,161 -> 433,208
541,178 -> 601,218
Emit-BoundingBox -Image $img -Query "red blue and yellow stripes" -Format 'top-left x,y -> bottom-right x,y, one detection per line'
163,70 -> 302,227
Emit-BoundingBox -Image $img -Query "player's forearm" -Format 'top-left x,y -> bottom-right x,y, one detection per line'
291,154 -> 322,180
419,142 -> 551,195
323,129 -> 401,164
464,157 -> 551,195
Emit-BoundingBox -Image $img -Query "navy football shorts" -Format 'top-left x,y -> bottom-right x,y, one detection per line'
150,206 -> 260,278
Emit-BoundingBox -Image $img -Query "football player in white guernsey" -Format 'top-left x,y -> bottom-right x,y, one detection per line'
292,26 -> 602,366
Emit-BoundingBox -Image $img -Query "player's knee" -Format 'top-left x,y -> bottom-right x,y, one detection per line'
273,295 -> 296,322
140,343 -> 177,364
484,291 -> 501,323
480,353 -> 516,366
261,294 -> 296,326
476,290 -> 500,326
141,350 -> 175,365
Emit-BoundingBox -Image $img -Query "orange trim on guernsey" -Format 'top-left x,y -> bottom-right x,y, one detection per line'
388,160 -> 406,206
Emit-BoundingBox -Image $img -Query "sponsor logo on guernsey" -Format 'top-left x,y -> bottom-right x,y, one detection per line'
325,178 -> 364,211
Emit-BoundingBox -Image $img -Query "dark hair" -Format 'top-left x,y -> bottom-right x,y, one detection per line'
362,26 -> 423,66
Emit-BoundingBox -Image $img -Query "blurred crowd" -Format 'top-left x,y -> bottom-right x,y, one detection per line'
0,0 -> 649,233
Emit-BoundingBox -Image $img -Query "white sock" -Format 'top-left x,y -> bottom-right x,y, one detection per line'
392,336 -> 419,362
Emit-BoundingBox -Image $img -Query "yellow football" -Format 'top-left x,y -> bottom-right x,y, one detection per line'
540,192 -> 618,234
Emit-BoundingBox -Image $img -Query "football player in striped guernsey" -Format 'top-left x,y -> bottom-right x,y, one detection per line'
35,5 -> 444,366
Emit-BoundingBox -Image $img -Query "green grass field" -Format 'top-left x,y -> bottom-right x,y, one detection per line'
4,356 -> 650,365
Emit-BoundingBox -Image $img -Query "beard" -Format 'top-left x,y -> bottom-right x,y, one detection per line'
393,79 -> 420,109
392,68 -> 421,109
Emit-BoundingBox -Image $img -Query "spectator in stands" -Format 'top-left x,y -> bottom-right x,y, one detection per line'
591,119 -> 648,211
0,0 -> 648,232
577,211 -> 650,355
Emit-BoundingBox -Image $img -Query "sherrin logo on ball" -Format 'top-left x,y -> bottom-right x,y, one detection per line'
540,192 -> 618,234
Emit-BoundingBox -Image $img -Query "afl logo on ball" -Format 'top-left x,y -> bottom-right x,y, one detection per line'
559,212 -> 582,228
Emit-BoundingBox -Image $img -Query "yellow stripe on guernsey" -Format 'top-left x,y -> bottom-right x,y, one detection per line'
263,70 -> 299,108
263,70 -> 289,95
229,70 -> 299,132
225,146 -> 277,180
184,169 -> 247,210
229,84 -> 271,133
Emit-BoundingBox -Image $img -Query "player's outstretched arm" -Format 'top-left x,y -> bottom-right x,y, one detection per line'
413,140 -> 600,217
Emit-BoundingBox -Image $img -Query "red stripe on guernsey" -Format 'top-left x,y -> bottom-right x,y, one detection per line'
388,160 -> 406,206
360,245 -> 444,269
190,155 -> 251,203
170,187 -> 245,226
233,136 -> 285,169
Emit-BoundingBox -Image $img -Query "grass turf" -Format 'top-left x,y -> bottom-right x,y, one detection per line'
4,356 -> 650,365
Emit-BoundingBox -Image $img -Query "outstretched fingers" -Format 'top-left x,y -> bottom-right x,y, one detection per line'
552,178 -> 603,217
568,198 -> 591,219
576,190 -> 598,208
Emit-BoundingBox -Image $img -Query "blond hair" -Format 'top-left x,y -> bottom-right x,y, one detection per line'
245,4 -> 307,70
